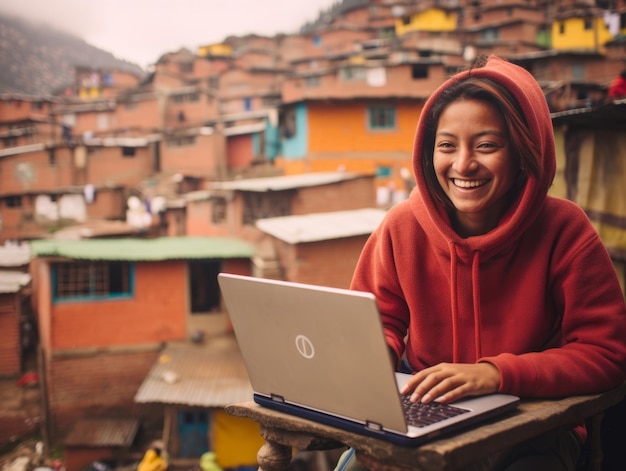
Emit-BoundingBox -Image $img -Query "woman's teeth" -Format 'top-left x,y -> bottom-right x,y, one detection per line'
453,179 -> 488,188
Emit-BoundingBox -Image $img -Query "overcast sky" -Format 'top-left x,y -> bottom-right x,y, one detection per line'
0,0 -> 337,69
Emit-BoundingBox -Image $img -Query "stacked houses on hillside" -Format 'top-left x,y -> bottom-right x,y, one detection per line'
1,0 -> 626,469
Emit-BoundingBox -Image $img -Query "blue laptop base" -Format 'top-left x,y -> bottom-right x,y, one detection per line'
253,393 -> 519,447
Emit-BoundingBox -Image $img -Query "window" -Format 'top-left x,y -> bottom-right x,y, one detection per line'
53,261 -> 133,301
305,76 -> 321,87
172,92 -> 200,103
179,62 -> 193,74
280,108 -> 297,139
208,76 -> 219,89
480,28 -> 499,42
96,113 -> 110,130
212,197 -> 227,224
368,105 -> 396,130
584,18 -> 593,30
412,65 -> 428,79
242,192 -> 291,225
376,166 -> 392,178
559,22 -> 565,34
122,147 -> 136,157
3,137 -> 17,148
5,196 -> 22,208
189,260 -> 221,313
166,136 -> 196,147
572,63 -> 584,81
339,66 -> 366,82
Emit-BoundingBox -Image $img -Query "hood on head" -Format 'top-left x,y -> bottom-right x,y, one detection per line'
410,55 -> 556,251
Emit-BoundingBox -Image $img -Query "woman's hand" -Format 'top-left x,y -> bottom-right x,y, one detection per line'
400,362 -> 501,404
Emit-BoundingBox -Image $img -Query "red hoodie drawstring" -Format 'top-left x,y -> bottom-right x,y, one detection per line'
472,251 -> 483,361
449,243 -> 483,363
449,241 -> 459,363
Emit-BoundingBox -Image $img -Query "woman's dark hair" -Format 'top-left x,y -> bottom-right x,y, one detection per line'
421,64 -> 542,208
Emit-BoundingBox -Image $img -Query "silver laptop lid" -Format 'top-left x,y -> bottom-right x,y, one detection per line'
218,273 -> 408,432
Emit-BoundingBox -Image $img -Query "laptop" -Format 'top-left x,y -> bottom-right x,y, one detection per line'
218,273 -> 519,446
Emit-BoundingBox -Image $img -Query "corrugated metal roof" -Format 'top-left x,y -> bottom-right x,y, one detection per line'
551,101 -> 626,128
134,336 -> 253,407
256,208 -> 387,244
29,236 -> 255,261
207,171 -> 361,192
0,245 -> 31,267
63,418 -> 139,447
0,271 -> 31,294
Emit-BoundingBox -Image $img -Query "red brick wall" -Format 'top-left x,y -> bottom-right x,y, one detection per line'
160,133 -> 223,177
64,447 -> 115,471
221,259 -> 252,276
0,294 -> 20,376
51,261 -> 187,350
71,110 -> 115,136
115,97 -> 162,131
291,176 -> 376,214
186,199 -> 213,236
84,187 -> 126,220
0,98 -> 54,122
0,148 -> 74,196
165,93 -> 218,127
48,349 -> 160,442
85,145 -> 154,187
276,236 -> 370,289
282,64 -> 445,103
226,134 -> 254,169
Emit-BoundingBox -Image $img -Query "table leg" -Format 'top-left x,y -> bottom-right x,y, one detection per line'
257,439 -> 293,471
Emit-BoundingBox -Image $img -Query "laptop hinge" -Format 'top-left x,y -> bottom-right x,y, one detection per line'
365,420 -> 384,432
270,393 -> 285,404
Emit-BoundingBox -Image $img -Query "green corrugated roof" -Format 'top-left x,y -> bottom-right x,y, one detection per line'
29,237 -> 255,261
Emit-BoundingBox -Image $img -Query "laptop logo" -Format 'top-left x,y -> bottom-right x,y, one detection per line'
295,335 -> 315,359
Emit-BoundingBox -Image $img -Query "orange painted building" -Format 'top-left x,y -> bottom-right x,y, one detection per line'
275,98 -> 422,194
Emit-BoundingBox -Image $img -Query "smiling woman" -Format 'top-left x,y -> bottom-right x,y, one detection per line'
337,55 -> 626,471
432,99 -> 517,237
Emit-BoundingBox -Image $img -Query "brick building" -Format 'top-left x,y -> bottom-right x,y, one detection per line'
29,236 -> 255,447
255,208 -> 387,288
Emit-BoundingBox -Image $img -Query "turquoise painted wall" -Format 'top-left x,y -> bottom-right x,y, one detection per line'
264,122 -> 280,160
281,103 -> 308,159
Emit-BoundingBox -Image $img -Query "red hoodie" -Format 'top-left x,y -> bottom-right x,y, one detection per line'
351,56 -> 626,399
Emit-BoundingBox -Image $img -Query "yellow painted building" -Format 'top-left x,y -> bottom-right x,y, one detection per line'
395,8 -> 458,35
551,16 -> 614,52
198,43 -> 233,57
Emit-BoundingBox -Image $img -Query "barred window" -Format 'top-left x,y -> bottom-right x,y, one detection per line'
166,136 -> 196,147
368,106 -> 396,130
212,197 -> 227,224
53,261 -> 133,301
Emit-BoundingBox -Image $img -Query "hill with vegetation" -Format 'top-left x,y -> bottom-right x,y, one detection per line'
0,13 -> 145,96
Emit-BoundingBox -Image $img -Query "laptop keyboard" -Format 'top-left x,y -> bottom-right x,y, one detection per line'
401,395 -> 470,427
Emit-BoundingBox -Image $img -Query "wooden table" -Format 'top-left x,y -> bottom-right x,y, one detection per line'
225,383 -> 626,471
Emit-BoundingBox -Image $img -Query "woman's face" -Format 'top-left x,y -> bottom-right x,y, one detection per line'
433,98 -> 517,236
